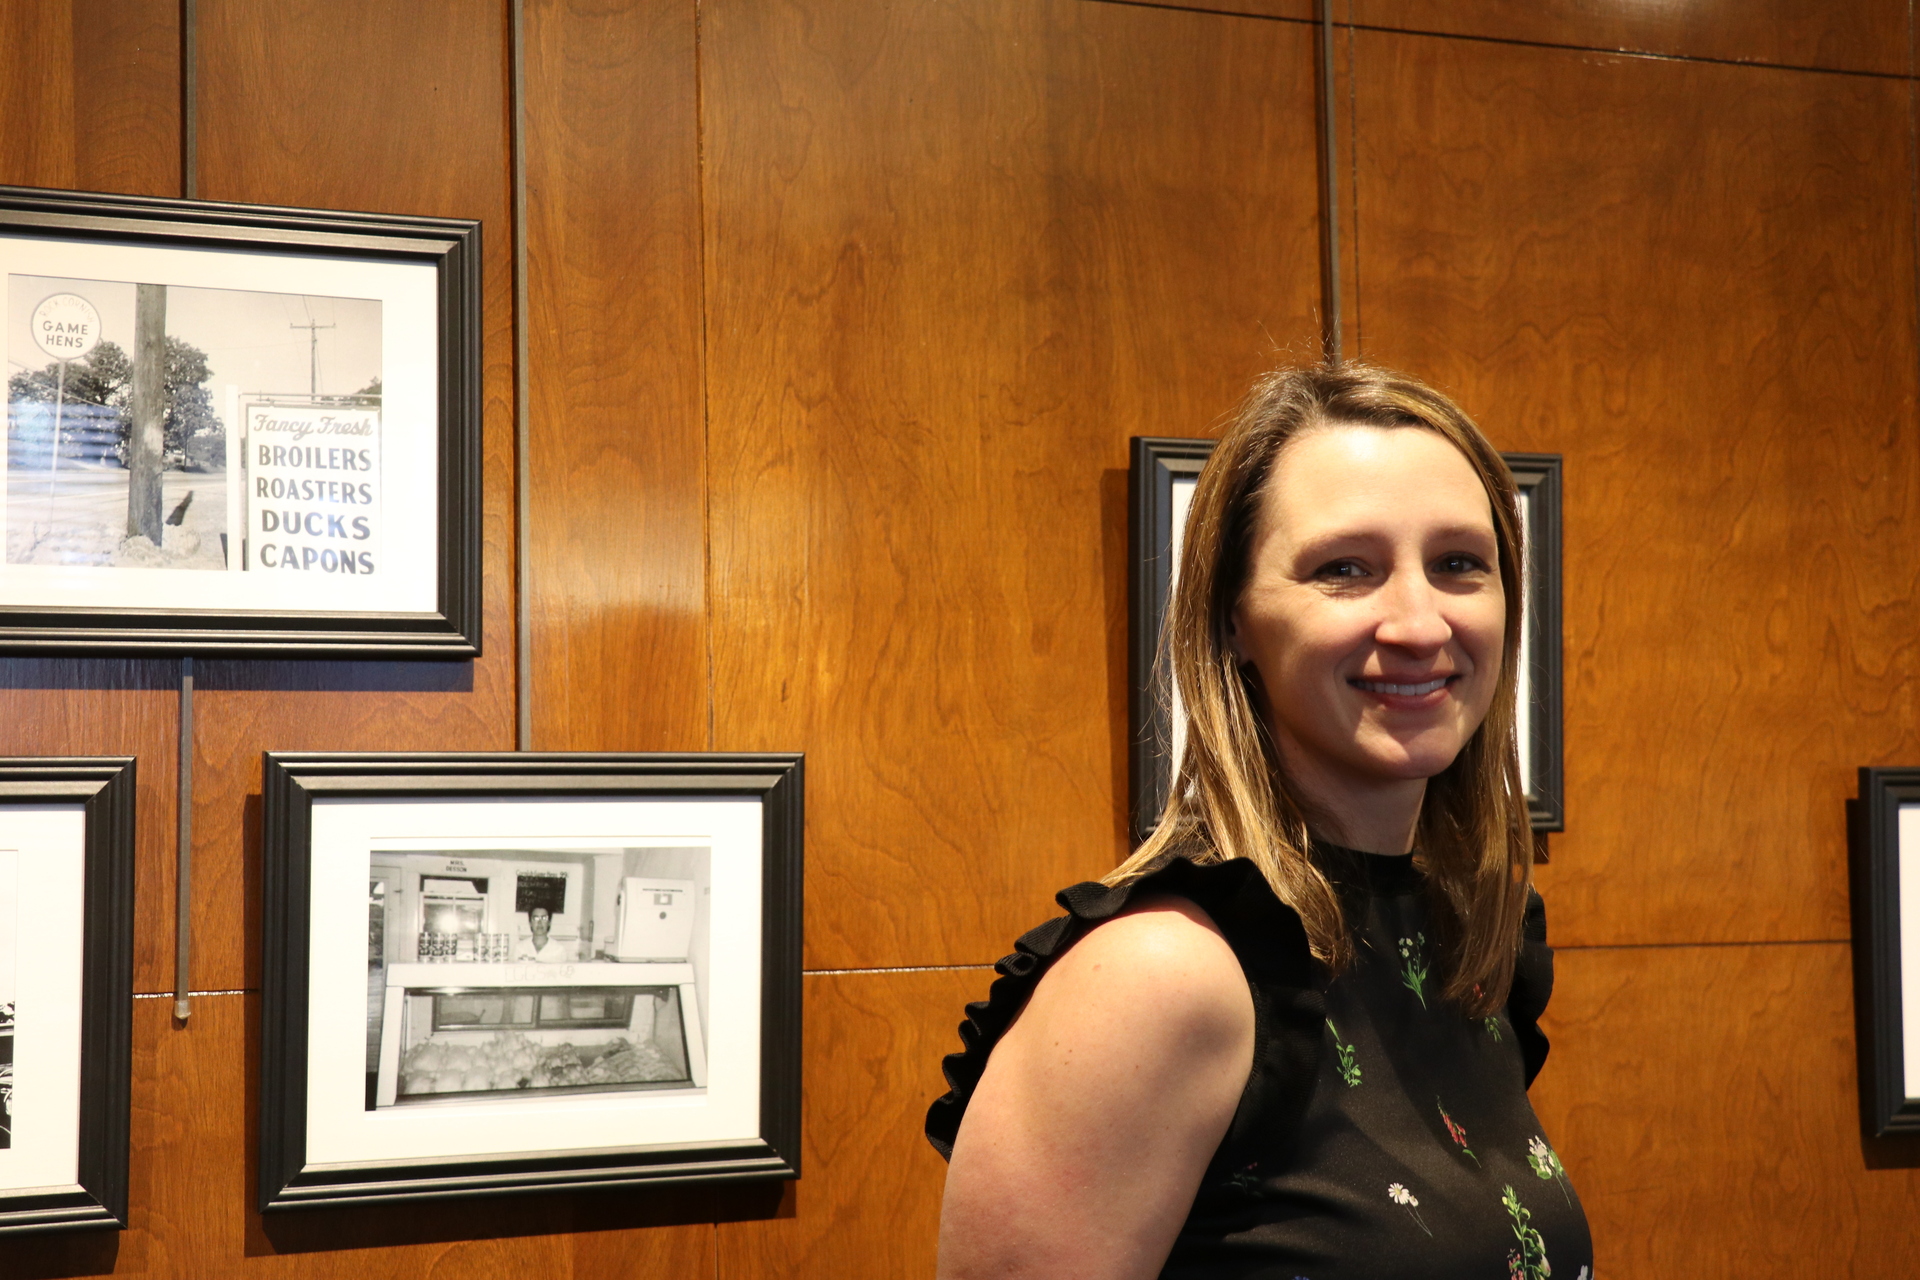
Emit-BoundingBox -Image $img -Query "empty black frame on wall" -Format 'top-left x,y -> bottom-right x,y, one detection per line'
1127,439 -> 1564,843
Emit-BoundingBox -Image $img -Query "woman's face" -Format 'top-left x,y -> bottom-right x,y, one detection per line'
530,907 -> 551,940
1231,424 -> 1506,796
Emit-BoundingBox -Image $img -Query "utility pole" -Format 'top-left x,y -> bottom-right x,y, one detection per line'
127,284 -> 168,543
290,318 -> 335,394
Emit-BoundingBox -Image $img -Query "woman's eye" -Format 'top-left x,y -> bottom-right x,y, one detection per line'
1313,560 -> 1368,580
1434,553 -> 1489,575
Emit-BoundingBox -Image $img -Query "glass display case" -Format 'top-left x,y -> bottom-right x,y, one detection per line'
371,961 -> 705,1109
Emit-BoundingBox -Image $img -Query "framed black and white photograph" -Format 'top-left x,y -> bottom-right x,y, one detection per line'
0,757 -> 134,1235
1850,768 -> 1920,1137
0,185 -> 480,656
1127,438 -> 1564,840
259,752 -> 802,1210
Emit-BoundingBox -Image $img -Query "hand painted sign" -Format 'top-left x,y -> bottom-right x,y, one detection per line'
245,404 -> 381,576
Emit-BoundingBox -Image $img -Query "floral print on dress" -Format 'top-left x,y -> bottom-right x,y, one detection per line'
1502,1184 -> 1551,1279
1528,1135 -> 1573,1206
1484,1015 -> 1503,1042
1438,1098 -> 1479,1166
1388,1182 -> 1431,1237
1396,934 -> 1430,1008
1327,1018 -> 1362,1087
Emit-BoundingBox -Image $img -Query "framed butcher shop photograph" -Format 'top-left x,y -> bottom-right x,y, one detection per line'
258,752 -> 803,1210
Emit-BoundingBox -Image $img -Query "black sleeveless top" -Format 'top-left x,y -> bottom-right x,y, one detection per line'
926,851 -> 1594,1279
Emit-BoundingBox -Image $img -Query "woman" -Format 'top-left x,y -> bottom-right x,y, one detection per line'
927,363 -> 1591,1279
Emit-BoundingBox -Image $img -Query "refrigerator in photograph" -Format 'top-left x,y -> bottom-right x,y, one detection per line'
612,876 -> 694,962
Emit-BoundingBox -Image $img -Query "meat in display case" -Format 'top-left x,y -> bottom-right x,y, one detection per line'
373,962 -> 706,1108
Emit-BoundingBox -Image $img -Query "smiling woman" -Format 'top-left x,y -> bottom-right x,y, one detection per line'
927,363 -> 1593,1280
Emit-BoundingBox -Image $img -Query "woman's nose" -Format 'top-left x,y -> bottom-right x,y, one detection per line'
1373,571 -> 1452,653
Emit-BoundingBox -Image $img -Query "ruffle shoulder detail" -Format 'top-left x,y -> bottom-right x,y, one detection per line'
1507,887 -> 1554,1087
924,856 -> 1317,1160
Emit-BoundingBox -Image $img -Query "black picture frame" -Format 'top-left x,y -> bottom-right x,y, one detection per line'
1504,453 -> 1565,832
259,752 -> 803,1211
1851,768 -> 1920,1137
1126,438 -> 1565,840
0,757 -> 135,1236
1128,437 -> 1215,844
0,184 -> 481,657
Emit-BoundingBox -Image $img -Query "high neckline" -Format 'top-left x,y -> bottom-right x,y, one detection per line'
1314,839 -> 1424,895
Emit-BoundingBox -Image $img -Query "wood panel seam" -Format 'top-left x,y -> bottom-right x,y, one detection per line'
1086,0 -> 1315,26
1341,19 -> 1920,82
696,0 -> 716,755
1556,938 -> 1849,952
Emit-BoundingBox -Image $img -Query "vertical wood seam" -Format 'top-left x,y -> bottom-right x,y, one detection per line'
511,0 -> 533,752
696,0 -> 716,755
1316,0 -> 1342,364
1344,0 -> 1360,356
181,0 -> 197,199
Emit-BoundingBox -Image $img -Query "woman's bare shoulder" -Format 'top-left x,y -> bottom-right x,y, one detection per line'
936,895 -> 1254,1280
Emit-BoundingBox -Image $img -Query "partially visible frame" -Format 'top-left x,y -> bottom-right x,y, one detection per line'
259,752 -> 802,1211
1128,437 -> 1214,844
1126,438 -> 1564,840
0,757 -> 134,1235
0,185 -> 481,656
1851,769 -> 1920,1136
1505,453 -> 1564,831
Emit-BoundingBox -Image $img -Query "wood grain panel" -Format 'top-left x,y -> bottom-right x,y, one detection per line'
71,0 -> 182,197
523,0 -> 709,753
1530,944 -> 1920,1276
0,995 -> 717,1277
717,967 -> 984,1279
0,0 -> 179,193
188,0 -> 519,990
704,0 -> 1324,970
0,665 -> 180,995
1353,0 -> 1911,77
1353,32 -> 1919,947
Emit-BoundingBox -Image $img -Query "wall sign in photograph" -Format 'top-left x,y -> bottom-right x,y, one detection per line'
0,758 -> 134,1235
1127,438 -> 1564,842
259,752 -> 803,1210
1850,769 -> 1920,1137
0,185 -> 480,656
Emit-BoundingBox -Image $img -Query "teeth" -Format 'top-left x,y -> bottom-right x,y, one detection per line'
1355,678 -> 1447,696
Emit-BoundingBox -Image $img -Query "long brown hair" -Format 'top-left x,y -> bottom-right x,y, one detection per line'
1112,361 -> 1531,1016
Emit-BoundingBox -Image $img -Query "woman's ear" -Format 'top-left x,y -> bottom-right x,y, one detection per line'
1225,610 -> 1248,665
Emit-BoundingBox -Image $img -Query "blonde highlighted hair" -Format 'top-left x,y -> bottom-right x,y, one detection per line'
1113,361 -> 1532,1016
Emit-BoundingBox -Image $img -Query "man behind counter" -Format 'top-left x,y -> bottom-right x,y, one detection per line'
514,906 -> 571,962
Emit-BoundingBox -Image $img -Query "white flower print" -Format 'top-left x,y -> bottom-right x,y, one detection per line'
1387,1182 -> 1431,1236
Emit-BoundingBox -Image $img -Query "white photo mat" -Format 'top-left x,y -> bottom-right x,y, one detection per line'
2,232 -> 439,616
304,795 -> 765,1169
0,805 -> 86,1196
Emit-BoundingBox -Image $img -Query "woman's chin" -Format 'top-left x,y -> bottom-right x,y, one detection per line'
1350,737 -> 1468,783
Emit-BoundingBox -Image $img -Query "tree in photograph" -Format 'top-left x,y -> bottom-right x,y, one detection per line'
7,335 -> 225,471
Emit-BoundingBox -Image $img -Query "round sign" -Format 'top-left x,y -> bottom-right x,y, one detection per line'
30,293 -> 103,362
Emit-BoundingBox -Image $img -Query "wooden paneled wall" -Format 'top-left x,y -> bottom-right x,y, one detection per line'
1,0 -> 1916,1275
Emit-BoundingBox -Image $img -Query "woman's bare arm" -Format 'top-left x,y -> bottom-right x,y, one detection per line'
936,896 -> 1256,1280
